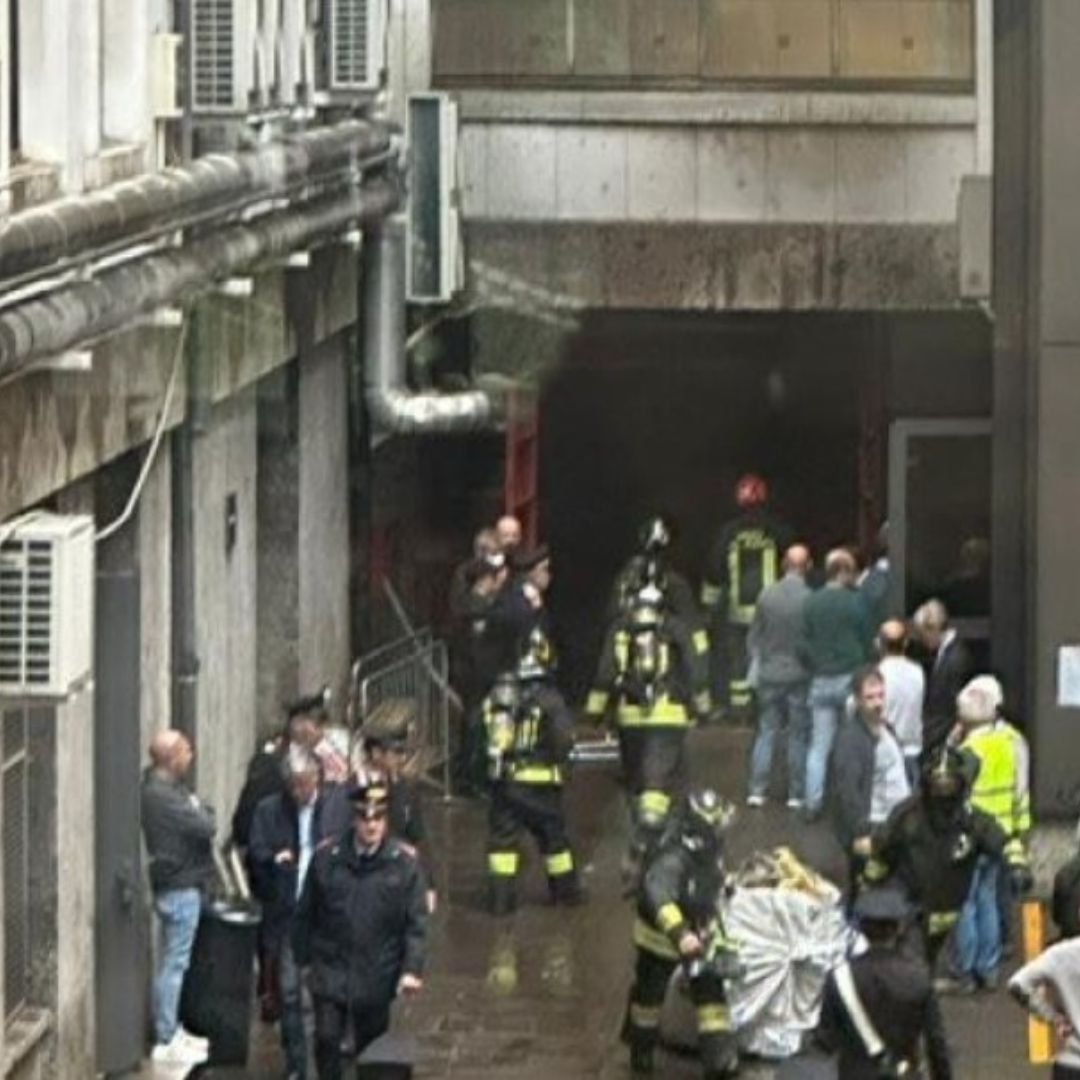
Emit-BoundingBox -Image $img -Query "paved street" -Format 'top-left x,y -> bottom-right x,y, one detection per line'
161,727 -> 1034,1079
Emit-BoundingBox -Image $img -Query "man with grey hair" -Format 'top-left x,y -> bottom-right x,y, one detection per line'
802,548 -> 874,819
249,745 -> 350,1079
912,598 -> 974,756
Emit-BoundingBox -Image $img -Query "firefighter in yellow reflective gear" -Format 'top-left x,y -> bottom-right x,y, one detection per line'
700,474 -> 792,716
484,630 -> 582,915
951,674 -> 1032,988
609,516 -> 701,626
623,789 -> 740,1078
585,583 -> 711,870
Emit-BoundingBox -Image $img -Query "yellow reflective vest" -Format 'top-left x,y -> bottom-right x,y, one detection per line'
962,719 -> 1031,841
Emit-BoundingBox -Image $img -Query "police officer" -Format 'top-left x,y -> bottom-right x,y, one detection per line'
609,516 -> 700,625
863,745 -> 1005,969
814,887 -> 952,1080
623,788 -> 739,1078
484,629 -> 581,914
586,583 -> 711,869
701,474 -> 792,717
294,774 -> 427,1080
359,700 -> 437,912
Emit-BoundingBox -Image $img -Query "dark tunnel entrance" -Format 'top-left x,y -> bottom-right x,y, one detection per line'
538,310 -> 992,700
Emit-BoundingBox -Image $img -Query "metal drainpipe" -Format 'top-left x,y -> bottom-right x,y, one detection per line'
362,217 -> 500,435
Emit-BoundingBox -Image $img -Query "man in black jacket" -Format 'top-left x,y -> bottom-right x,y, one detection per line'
295,775 -> 427,1080
140,729 -> 215,1067
249,747 -> 351,1079
814,887 -> 952,1080
826,666 -> 910,889
912,600 -> 974,756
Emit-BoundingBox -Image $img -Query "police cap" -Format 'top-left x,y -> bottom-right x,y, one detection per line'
347,770 -> 391,818
361,699 -> 415,750
287,685 -> 331,721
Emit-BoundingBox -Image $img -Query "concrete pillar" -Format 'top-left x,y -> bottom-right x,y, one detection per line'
192,389 -> 259,827
138,442 -> 173,746
1014,1 -> 1080,815
298,339 -> 351,709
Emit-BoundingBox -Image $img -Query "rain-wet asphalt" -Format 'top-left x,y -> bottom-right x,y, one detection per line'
162,726 -> 1033,1079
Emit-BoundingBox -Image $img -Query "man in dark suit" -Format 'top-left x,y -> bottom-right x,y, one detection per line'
912,600 -> 974,756
248,746 -> 351,1079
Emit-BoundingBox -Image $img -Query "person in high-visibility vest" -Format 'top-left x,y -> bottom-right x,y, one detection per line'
700,474 -> 792,718
953,674 -> 1032,991
608,516 -> 700,626
622,788 -> 740,1078
483,630 -> 582,915
586,583 -> 711,876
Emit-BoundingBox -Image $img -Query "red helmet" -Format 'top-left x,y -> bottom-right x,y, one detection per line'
735,474 -> 768,508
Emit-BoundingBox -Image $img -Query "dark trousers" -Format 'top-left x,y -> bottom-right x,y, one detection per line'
709,619 -> 751,712
1053,1064 -> 1080,1079
487,781 -> 578,910
618,726 -> 686,851
313,997 -> 391,1080
625,947 -> 736,1076
278,936 -> 307,1077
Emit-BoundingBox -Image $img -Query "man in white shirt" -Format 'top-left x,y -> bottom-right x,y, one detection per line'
877,619 -> 926,782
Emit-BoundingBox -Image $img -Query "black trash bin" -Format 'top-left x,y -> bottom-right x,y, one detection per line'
179,900 -> 261,1066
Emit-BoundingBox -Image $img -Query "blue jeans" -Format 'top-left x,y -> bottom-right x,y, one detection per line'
279,934 -> 307,1077
955,856 -> 1002,980
749,680 -> 810,801
805,673 -> 853,813
153,887 -> 202,1044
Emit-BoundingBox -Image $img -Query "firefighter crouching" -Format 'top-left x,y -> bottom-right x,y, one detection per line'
624,789 -> 740,1079
586,583 -> 711,872
484,631 -> 582,915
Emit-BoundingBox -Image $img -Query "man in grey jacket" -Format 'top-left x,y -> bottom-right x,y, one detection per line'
746,544 -> 812,809
141,729 -> 216,1066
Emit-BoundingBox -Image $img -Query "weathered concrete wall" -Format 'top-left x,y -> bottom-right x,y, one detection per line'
298,339 -> 352,710
0,247 -> 358,526
138,444 -> 172,745
192,389 -> 259,828
467,221 -> 959,330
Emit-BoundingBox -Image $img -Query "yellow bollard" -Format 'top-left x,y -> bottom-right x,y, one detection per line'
1021,899 -> 1054,1064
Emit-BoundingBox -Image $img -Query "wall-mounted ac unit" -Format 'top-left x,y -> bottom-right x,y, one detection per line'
191,0 -> 258,115
0,515 -> 95,698
327,0 -> 386,93
407,93 -> 462,304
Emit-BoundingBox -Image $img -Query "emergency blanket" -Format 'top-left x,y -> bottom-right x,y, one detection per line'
723,849 -> 856,1059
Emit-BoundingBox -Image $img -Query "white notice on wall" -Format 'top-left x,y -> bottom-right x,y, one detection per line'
1057,646 -> 1080,708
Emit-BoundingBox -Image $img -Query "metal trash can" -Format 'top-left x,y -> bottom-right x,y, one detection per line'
179,900 -> 261,1066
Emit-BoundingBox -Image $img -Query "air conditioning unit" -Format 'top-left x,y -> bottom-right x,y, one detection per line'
191,0 -> 258,114
406,93 -> 463,304
0,515 -> 95,698
327,0 -> 386,93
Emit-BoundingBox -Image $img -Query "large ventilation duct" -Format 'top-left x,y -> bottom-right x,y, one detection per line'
0,120 -> 391,284
0,177 -> 400,381
363,219 -> 499,435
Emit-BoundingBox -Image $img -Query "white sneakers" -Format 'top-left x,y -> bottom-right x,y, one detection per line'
150,1027 -> 210,1067
746,794 -> 766,808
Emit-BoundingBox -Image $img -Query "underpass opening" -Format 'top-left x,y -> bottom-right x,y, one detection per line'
538,310 -> 991,700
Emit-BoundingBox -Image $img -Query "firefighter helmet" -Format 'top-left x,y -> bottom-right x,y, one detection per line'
734,473 -> 768,509
638,516 -> 672,555
680,788 -> 736,853
921,745 -> 967,801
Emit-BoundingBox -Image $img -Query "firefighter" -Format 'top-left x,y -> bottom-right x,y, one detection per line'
701,474 -> 792,718
623,788 -> 739,1078
609,516 -> 700,625
586,583 -> 711,872
484,629 -> 582,915
952,674 -> 1032,990
862,744 -> 1005,970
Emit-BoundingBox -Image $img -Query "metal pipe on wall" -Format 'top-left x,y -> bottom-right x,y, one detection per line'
362,218 -> 499,435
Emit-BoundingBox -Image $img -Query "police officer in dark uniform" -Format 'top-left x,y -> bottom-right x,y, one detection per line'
701,474 -> 792,717
586,583 -> 711,870
814,887 -> 952,1080
484,629 -> 582,914
294,774 -> 428,1080
623,788 -> 739,1078
609,516 -> 700,625
862,745 -> 1005,970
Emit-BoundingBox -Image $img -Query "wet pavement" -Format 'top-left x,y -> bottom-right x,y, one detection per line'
151,727 -> 1034,1079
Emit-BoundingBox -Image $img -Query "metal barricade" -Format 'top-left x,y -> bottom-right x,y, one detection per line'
356,639 -> 452,799
347,628 -> 432,726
